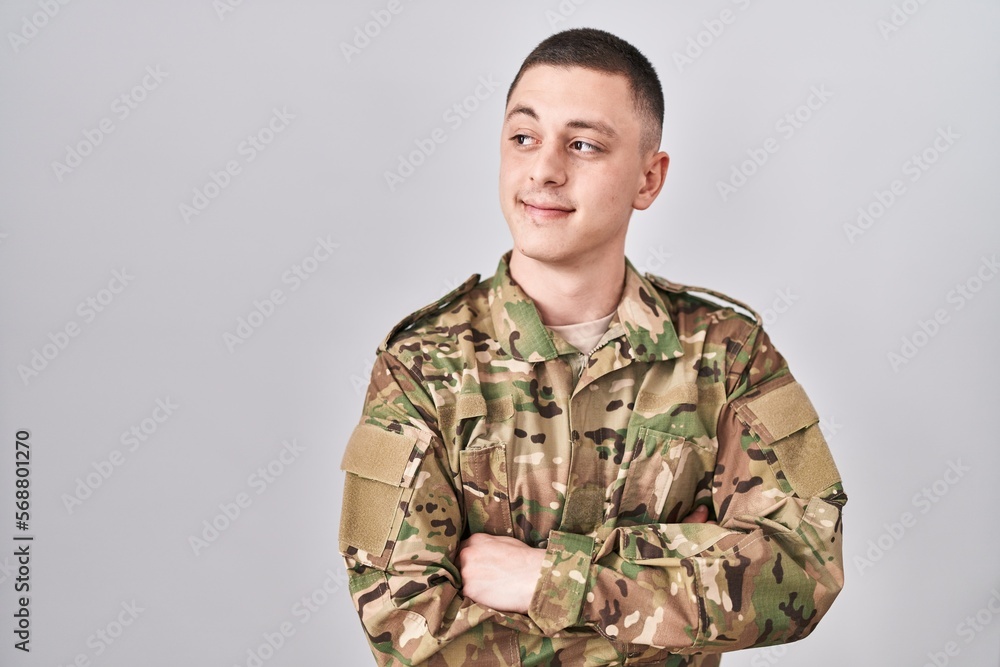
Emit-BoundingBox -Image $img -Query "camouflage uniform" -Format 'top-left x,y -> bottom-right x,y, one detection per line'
340,251 -> 846,666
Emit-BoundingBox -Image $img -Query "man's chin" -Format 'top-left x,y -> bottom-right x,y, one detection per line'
511,243 -> 576,267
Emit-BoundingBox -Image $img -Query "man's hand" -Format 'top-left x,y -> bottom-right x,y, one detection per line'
458,533 -> 545,613
457,505 -> 715,613
681,504 -> 716,525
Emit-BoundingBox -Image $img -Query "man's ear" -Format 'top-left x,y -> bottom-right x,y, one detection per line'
634,151 -> 669,211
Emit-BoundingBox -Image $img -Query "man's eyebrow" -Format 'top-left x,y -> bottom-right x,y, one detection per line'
565,118 -> 618,139
505,104 -> 538,123
505,104 -> 618,139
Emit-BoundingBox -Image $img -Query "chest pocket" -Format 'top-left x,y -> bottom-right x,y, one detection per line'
615,426 -> 715,526
453,393 -> 515,538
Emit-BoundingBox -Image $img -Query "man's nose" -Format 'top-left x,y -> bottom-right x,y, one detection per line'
529,142 -> 567,186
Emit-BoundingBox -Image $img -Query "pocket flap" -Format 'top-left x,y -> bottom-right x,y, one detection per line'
340,423 -> 417,487
735,380 -> 819,444
459,441 -> 513,536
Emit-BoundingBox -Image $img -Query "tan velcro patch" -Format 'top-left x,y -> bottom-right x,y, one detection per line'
340,423 -> 417,486
560,484 -> 605,534
738,380 -> 818,444
770,424 -> 841,498
437,405 -> 456,436
486,395 -> 514,421
456,393 -> 487,420
455,393 -> 514,422
339,474 -> 403,555
635,383 -> 698,414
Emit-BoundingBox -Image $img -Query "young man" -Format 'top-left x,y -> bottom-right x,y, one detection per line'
340,28 -> 846,666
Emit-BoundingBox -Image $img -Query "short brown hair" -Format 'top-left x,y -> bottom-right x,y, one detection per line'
506,28 -> 664,154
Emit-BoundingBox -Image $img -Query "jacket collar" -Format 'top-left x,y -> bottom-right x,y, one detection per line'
488,251 -> 683,363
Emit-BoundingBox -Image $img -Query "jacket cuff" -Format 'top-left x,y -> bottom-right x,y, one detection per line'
528,530 -> 596,634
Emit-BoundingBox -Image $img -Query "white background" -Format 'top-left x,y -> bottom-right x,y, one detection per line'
2,1 -> 999,666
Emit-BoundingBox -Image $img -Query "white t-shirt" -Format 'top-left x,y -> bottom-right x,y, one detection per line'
546,311 -> 616,355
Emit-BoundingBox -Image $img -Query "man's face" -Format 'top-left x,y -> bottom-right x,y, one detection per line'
499,65 -> 665,268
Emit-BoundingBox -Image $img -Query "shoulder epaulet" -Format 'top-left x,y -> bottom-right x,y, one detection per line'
644,272 -> 761,325
379,273 -> 481,352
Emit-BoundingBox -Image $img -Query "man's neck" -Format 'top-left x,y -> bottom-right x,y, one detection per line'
508,250 -> 625,326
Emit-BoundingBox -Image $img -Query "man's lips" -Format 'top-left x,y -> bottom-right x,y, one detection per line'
521,199 -> 575,217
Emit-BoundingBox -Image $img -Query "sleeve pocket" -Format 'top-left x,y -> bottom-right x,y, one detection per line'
732,379 -> 841,498
339,423 -> 422,559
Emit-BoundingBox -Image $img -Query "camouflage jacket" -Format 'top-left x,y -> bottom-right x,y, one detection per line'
340,252 -> 846,666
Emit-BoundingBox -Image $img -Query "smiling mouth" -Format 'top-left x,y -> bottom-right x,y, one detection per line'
521,200 -> 575,219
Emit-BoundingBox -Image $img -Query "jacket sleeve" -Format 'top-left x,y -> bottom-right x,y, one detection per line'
339,351 -> 541,665
527,324 -> 847,654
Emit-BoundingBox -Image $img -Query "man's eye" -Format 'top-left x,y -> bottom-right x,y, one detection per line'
571,140 -> 600,153
512,134 -> 538,146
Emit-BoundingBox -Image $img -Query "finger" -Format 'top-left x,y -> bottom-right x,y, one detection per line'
681,505 -> 709,523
